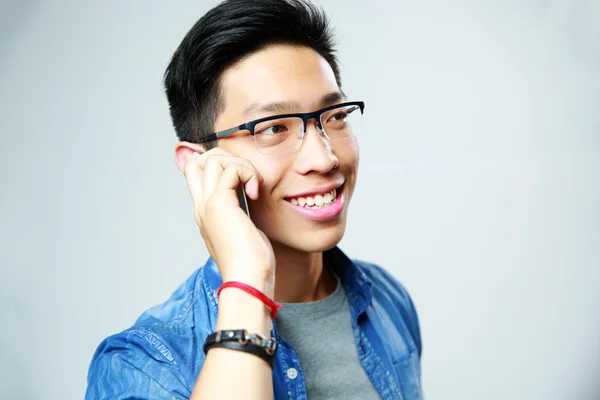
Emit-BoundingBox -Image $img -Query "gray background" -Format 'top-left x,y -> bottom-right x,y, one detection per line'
1,0 -> 599,399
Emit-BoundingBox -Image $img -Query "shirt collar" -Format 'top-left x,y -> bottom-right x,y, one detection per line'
201,246 -> 373,317
326,246 -> 373,317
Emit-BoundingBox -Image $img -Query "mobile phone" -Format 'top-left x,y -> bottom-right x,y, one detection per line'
236,184 -> 250,216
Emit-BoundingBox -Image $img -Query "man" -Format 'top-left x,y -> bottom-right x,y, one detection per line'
86,0 -> 423,399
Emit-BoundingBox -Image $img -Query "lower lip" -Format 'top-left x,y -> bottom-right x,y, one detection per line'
284,186 -> 344,221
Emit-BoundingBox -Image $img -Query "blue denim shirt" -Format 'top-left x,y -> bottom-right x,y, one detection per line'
86,247 -> 423,399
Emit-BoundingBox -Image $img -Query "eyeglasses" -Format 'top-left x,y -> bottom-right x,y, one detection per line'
197,101 -> 365,154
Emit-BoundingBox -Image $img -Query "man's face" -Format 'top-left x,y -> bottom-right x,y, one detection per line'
214,44 -> 359,253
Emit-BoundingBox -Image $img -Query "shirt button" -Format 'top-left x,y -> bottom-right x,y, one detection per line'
287,368 -> 298,380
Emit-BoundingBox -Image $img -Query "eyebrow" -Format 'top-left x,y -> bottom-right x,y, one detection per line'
242,91 -> 346,118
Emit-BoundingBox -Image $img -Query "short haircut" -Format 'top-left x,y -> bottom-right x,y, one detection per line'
163,0 -> 341,148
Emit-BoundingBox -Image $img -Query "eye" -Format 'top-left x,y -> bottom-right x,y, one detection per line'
328,111 -> 348,122
256,124 -> 288,136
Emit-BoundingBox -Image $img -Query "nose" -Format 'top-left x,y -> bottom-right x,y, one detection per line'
298,119 -> 325,139
295,118 -> 339,174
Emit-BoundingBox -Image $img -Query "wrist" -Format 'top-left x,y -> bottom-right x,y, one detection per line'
216,288 -> 272,336
219,281 -> 280,320
221,273 -> 274,299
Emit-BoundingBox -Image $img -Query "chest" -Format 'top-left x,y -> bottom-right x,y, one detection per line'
272,302 -> 423,400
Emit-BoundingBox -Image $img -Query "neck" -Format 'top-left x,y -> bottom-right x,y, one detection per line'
271,241 -> 337,303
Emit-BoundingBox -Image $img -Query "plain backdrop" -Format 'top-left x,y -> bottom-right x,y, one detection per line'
1,0 -> 599,399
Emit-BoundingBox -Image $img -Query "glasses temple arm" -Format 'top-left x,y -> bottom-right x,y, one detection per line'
197,126 -> 241,143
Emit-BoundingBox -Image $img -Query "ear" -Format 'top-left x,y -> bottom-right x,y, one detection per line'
174,142 -> 206,173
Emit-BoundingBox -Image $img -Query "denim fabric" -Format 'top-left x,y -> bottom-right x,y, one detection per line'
86,247 -> 423,399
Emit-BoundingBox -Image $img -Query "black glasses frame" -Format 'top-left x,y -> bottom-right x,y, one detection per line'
196,101 -> 365,144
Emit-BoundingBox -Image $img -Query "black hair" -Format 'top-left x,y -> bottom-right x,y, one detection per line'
163,0 -> 340,147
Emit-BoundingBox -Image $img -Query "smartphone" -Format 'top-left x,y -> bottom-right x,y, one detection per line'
236,185 -> 250,216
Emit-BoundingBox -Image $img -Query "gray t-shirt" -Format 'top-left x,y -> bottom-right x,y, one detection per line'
275,276 -> 381,399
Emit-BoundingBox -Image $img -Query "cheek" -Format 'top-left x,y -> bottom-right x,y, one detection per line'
250,156 -> 291,202
335,139 -> 360,169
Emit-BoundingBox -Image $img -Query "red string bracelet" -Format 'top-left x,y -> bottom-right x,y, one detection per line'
217,281 -> 281,320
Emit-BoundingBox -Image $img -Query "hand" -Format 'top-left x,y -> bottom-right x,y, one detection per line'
183,148 -> 275,295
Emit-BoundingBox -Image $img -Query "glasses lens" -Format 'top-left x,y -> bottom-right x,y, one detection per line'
320,104 -> 363,140
253,117 -> 304,154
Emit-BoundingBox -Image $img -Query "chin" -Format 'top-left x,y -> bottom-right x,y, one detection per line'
267,222 -> 347,254
251,197 -> 352,253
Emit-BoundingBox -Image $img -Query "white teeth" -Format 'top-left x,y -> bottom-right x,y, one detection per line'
314,194 -> 323,206
288,187 -> 339,208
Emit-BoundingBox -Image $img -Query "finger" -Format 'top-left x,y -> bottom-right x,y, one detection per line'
203,157 -> 258,202
244,175 -> 260,200
195,152 -> 255,171
183,155 -> 205,207
216,164 -> 261,199
184,151 -> 245,201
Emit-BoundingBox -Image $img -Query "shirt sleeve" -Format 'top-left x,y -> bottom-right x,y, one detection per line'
403,286 -> 422,359
85,331 -> 192,400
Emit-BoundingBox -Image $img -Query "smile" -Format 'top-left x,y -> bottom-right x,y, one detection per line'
284,184 -> 345,221
286,187 -> 337,209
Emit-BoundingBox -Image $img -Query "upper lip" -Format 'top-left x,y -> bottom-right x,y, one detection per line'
285,180 -> 344,199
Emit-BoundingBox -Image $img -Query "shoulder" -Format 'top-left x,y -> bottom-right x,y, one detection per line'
86,327 -> 192,399
86,265 -> 217,398
354,260 -> 414,304
133,266 -> 208,328
353,259 -> 423,357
